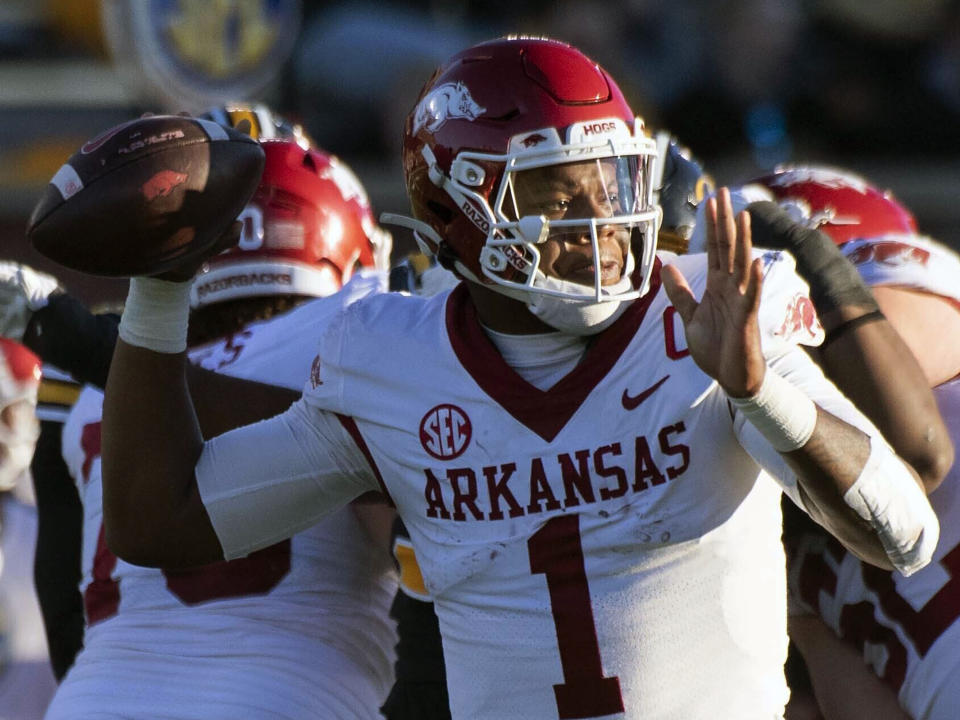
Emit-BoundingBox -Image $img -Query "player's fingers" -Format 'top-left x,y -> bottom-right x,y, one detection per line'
704,196 -> 719,271
662,264 -> 698,323
735,210 -> 752,287
716,187 -> 736,274
744,257 -> 764,316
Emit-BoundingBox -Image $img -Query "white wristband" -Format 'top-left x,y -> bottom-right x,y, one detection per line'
118,277 -> 192,353
728,370 -> 818,452
843,436 -> 939,576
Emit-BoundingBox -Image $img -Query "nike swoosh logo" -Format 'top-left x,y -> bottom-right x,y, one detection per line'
621,375 -> 670,410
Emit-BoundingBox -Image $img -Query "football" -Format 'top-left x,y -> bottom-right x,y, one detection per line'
26,115 -> 265,277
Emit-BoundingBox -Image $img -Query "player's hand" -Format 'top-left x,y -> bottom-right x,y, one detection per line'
149,220 -> 242,282
662,187 -> 767,397
0,261 -> 62,339
139,113 -> 248,283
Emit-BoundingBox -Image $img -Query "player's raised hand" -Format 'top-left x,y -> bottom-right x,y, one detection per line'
661,187 -> 767,397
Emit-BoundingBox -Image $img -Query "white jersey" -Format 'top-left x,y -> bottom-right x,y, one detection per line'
195,251 -> 890,719
790,235 -> 960,720
47,272 -> 398,720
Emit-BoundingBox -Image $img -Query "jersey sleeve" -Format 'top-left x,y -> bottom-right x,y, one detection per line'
24,294 -> 119,390
196,398 -> 379,560
299,299 -> 352,414
60,386 -> 105,491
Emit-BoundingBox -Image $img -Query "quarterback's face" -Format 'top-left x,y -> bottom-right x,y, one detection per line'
510,158 -> 632,287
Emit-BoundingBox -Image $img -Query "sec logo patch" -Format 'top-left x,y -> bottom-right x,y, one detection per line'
420,404 -> 471,460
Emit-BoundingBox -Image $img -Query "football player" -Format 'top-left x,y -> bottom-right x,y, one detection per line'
0,263 -> 89,682
746,166 -> 960,720
0,338 -> 58,718
380,129 -> 716,720
8,112 -> 401,717
650,131 -> 715,256
100,37 -> 938,719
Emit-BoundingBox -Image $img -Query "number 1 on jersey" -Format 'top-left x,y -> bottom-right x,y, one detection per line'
529,514 -> 625,719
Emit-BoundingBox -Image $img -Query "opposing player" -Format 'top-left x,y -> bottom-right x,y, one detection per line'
650,131 -> 715,255
31,131 -> 400,719
101,38 -> 938,719
749,167 -> 960,719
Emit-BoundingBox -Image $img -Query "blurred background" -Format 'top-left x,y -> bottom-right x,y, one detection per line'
0,0 -> 958,306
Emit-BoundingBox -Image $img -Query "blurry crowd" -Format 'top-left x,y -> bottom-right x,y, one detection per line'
289,0 -> 960,167
0,0 -> 958,251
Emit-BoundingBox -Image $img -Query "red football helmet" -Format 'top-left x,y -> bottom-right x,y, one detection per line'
0,338 -> 40,406
191,139 -> 392,308
749,164 -> 918,246
389,37 -> 660,305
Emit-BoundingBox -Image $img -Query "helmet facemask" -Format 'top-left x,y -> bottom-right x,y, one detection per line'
409,117 -> 660,333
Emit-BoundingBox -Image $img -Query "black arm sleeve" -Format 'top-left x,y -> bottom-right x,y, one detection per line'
30,419 -> 84,681
380,517 -> 451,720
23,294 -> 119,390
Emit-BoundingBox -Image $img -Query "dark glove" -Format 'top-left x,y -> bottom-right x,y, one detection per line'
747,201 -> 878,316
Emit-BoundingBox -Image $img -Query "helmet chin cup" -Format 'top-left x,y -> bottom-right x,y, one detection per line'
517,215 -> 550,244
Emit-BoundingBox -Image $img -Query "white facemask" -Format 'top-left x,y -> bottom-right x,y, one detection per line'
526,260 -> 635,336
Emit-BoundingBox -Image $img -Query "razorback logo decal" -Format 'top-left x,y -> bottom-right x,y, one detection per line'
413,82 -> 485,134
767,167 -> 870,193
141,170 -> 188,201
775,293 -> 821,341
846,241 -> 930,268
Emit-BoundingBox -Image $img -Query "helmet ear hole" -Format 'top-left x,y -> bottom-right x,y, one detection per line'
427,200 -> 454,224
436,243 -> 460,272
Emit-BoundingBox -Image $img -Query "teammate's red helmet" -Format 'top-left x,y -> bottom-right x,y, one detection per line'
749,165 -> 918,246
393,36 -> 660,304
0,338 -> 40,406
191,139 -> 392,308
